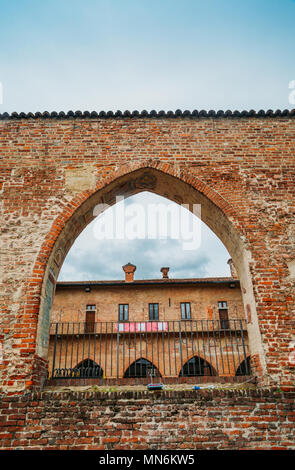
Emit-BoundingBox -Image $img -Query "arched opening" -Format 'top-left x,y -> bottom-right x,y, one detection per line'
235,356 -> 251,376
123,358 -> 161,379
33,164 -> 266,385
179,356 -> 217,377
57,191 -> 230,282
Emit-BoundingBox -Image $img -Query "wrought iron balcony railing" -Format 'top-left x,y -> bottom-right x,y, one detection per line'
48,319 -> 250,381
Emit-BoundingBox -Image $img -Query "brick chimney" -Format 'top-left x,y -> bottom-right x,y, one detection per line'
160,267 -> 170,279
122,262 -> 136,282
227,259 -> 238,279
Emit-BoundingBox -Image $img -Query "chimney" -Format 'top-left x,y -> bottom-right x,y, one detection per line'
227,259 -> 238,279
122,262 -> 136,282
160,267 -> 170,279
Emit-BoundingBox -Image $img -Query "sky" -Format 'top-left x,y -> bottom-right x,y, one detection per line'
58,192 -> 231,281
1,0 -> 294,280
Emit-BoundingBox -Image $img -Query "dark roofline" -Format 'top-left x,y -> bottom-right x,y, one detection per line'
56,277 -> 239,288
0,109 -> 294,120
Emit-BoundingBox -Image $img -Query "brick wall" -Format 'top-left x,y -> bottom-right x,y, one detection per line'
0,389 -> 294,450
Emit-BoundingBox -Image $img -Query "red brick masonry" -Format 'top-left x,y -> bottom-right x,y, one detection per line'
0,388 -> 294,450
1,112 -> 295,399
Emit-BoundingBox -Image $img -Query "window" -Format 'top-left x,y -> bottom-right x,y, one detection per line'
180,356 -> 216,377
85,305 -> 96,333
123,358 -> 161,378
118,304 -> 129,322
149,303 -> 159,321
181,302 -> 191,320
218,301 -> 230,329
218,301 -> 227,309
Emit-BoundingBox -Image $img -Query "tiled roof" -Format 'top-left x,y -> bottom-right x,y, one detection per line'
0,109 -> 294,120
56,277 -> 239,288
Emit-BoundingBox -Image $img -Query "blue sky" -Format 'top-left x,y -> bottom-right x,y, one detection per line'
58,192 -> 231,281
1,0 -> 294,280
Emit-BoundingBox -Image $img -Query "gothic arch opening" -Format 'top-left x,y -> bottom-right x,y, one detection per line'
123,358 -> 161,379
52,358 -> 104,379
235,356 -> 251,376
34,164 -> 266,383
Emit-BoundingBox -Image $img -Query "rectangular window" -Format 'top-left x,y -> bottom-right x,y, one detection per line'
118,304 -> 129,322
85,305 -> 96,333
149,303 -> 159,321
218,301 -> 230,329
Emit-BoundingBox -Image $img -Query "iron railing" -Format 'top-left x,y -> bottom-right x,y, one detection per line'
49,319 -> 250,380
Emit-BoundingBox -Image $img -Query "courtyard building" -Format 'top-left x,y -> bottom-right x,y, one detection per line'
48,260 -> 250,383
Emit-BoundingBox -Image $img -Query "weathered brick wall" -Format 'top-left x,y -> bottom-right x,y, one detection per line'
0,112 -> 295,392
0,389 -> 294,450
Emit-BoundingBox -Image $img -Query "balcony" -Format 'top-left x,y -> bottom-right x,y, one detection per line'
49,319 -> 248,336
48,319 -> 250,384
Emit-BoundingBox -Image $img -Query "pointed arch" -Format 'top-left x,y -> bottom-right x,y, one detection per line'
72,359 -> 104,379
31,160 -> 241,298
123,358 -> 162,379
179,355 -> 218,377
235,356 -> 251,376
23,160 -> 266,384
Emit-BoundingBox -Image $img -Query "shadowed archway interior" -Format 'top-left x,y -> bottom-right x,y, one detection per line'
123,358 -> 162,379
235,356 -> 251,376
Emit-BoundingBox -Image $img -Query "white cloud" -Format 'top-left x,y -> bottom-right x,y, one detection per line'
58,193 -> 231,281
